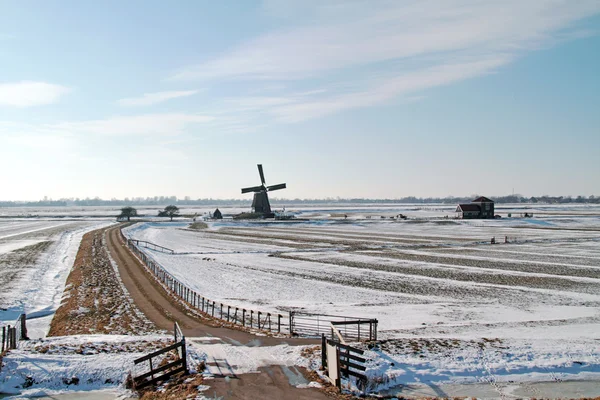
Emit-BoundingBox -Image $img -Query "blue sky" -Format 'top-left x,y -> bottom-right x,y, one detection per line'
1,0 -> 599,200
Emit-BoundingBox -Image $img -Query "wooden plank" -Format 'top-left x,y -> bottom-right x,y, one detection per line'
330,325 -> 347,345
135,365 -> 187,389
331,320 -> 377,325
341,367 -> 367,380
134,342 -> 183,364
326,340 -> 365,355
339,360 -> 366,371
134,359 -> 184,383
339,352 -> 366,363
342,353 -> 367,364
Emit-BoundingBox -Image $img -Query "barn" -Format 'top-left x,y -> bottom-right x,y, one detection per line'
456,196 -> 495,219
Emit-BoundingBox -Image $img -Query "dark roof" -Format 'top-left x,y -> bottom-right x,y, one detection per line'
472,196 -> 494,203
456,204 -> 480,212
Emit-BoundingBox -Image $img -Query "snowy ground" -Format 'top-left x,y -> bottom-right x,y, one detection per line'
0,334 -> 175,398
0,218 -> 113,338
2,204 -> 600,397
124,215 -> 600,339
124,208 -> 600,393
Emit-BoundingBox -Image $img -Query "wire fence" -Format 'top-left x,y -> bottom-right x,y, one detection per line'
123,230 -> 286,334
121,227 -> 379,340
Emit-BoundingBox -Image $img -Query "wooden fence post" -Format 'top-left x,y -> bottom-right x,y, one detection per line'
268,313 -> 271,331
321,334 -> 327,370
1,326 -> 5,352
250,310 -> 253,327
258,311 -> 261,329
181,337 -> 188,373
6,325 -> 11,350
335,346 -> 341,389
227,306 -> 230,322
242,309 -> 246,326
20,314 -> 27,340
278,314 -> 281,333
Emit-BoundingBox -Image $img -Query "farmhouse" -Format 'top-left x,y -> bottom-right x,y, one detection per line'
456,196 -> 495,219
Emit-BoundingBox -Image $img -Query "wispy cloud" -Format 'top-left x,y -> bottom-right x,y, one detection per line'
52,113 -> 214,136
270,56 -> 512,122
117,90 -> 199,107
0,81 -> 70,107
169,0 -> 600,122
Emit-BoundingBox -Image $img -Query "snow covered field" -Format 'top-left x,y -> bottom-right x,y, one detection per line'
124,215 -> 600,338
0,218 -> 112,338
124,209 -> 600,391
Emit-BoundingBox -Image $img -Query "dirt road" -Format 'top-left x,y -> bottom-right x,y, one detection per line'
105,225 -> 329,399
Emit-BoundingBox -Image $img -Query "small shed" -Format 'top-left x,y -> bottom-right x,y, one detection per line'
456,196 -> 495,219
213,208 -> 223,219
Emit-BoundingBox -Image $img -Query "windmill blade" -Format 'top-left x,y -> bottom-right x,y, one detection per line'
267,183 -> 286,191
257,164 -> 266,185
241,185 -> 264,194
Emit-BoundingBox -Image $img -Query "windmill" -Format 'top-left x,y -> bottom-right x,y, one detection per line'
241,164 -> 286,216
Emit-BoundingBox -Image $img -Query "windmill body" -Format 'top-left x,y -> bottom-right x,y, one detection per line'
241,164 -> 286,217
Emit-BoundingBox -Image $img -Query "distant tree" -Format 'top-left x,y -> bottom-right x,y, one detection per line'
158,205 -> 180,221
118,206 -> 138,222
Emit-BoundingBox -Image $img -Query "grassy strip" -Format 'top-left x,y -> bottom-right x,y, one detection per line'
48,228 -> 156,336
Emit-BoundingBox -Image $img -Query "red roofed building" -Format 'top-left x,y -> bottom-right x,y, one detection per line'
456,196 -> 495,219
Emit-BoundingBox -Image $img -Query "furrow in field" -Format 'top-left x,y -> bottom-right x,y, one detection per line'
273,252 -> 600,294
249,226 -> 481,243
420,246 -> 600,266
398,248 -> 600,271
211,229 -> 372,247
349,249 -> 600,279
203,231 -> 332,249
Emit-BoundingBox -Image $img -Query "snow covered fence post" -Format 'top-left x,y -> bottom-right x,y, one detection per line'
1,326 -> 5,352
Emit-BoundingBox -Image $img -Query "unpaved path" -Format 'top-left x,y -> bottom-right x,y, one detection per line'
105,225 -> 329,399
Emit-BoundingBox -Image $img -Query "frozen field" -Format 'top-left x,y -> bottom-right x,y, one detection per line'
124,213 -> 600,340
0,218 -> 112,338
123,211 -> 600,390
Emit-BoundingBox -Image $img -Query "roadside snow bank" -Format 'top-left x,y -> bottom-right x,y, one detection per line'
0,334 -> 174,397
1,221 -> 113,338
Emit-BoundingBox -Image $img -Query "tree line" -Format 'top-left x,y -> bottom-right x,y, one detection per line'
2,194 -> 600,207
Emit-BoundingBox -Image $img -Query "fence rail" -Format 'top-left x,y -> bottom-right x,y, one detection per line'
121,227 -> 379,340
133,322 -> 188,389
290,311 -> 378,341
129,239 -> 174,254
